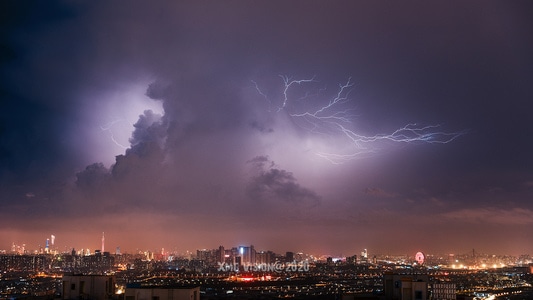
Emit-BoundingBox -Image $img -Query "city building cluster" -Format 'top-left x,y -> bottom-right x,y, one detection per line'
1,237 -> 533,300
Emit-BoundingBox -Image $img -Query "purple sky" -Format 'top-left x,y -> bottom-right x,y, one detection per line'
1,1 -> 533,256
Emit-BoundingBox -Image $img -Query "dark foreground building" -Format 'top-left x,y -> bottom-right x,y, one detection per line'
124,285 -> 200,300
62,275 -> 115,300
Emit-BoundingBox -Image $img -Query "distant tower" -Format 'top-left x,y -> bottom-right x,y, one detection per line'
51,234 -> 55,246
45,238 -> 50,254
101,232 -> 105,253
286,251 -> 294,262
217,246 -> 225,264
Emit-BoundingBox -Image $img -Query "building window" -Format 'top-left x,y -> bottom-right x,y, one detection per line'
71,283 -> 76,290
415,290 -> 423,300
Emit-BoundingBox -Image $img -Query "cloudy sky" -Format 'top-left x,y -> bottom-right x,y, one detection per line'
1,1 -> 532,256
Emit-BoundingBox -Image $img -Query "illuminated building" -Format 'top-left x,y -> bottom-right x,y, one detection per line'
0,254 -> 50,271
196,248 -> 217,266
346,254 -> 357,265
256,251 -> 275,264
361,249 -> 368,263
448,254 -> 454,266
238,245 -> 256,266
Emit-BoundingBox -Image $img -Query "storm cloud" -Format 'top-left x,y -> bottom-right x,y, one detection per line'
246,156 -> 321,204
1,1 -> 533,255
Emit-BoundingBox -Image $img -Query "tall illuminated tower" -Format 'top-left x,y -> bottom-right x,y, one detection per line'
101,232 -> 105,253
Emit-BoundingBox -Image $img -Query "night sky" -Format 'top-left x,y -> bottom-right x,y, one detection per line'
1,1 -> 533,256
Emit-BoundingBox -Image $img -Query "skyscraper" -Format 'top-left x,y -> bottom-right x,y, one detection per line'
217,246 -> 225,264
101,232 -> 105,253
238,245 -> 256,266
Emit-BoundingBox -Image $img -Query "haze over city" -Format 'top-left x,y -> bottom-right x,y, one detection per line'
1,1 -> 532,256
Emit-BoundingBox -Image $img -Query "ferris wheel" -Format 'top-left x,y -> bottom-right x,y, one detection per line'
415,252 -> 425,265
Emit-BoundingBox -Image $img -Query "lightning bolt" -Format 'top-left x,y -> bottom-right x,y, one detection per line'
278,75 -> 317,112
253,76 -> 467,164
100,119 -> 129,150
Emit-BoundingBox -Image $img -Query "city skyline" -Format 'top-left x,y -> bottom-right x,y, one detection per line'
4,233 -> 532,260
1,1 -> 533,256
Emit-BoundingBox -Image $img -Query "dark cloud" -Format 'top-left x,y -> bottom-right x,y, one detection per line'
76,163 -> 109,191
249,121 -> 274,134
246,156 -> 320,205
246,156 -> 274,171
129,110 -> 164,149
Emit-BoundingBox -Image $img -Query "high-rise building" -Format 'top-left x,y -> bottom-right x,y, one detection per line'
238,245 -> 256,266
346,255 -> 357,265
256,251 -> 274,265
286,252 -> 294,263
239,246 -> 249,265
448,254 -> 455,266
361,249 -> 368,263
101,232 -> 105,253
230,247 -> 239,265
251,245 -> 256,265
216,246 -> 225,264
